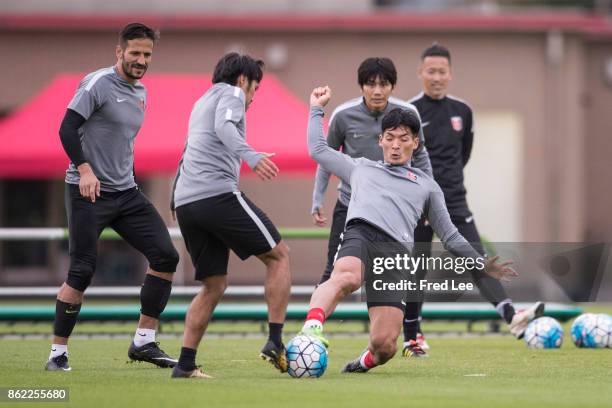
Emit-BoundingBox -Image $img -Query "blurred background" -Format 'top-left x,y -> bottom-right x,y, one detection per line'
1,0 -> 612,301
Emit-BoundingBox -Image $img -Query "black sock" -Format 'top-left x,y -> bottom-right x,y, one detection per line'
416,300 -> 424,334
403,301 -> 420,342
53,300 -> 82,338
502,303 -> 516,324
403,319 -> 419,343
178,347 -> 197,371
268,323 -> 284,347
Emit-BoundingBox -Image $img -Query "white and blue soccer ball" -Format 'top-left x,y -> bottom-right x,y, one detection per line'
571,313 -> 597,348
582,314 -> 612,348
286,335 -> 328,378
524,317 -> 564,349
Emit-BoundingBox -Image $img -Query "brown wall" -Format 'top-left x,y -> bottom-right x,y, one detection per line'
1,26 -> 610,285
585,42 -> 612,241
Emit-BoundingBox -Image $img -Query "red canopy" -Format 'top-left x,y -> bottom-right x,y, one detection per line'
0,73 -> 317,178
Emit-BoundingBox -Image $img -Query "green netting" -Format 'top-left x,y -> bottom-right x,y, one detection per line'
0,302 -> 581,322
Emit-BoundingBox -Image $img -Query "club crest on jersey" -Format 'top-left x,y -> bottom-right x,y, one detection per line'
139,98 -> 146,111
451,116 -> 463,132
406,171 -> 417,182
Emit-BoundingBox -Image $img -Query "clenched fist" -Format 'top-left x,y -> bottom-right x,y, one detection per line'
310,86 -> 332,108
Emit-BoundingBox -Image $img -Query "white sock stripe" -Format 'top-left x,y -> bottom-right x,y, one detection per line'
359,352 -> 366,366
359,349 -> 370,369
233,192 -> 277,249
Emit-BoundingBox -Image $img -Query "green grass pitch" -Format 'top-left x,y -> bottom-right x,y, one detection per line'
3,335 -> 611,408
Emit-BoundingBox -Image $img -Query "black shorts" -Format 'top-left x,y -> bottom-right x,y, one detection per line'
65,183 -> 179,291
176,191 -> 282,280
335,219 -> 408,311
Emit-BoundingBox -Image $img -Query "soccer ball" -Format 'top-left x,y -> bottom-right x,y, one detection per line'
571,313 -> 597,348
286,335 -> 328,378
583,314 -> 612,348
524,317 -> 564,349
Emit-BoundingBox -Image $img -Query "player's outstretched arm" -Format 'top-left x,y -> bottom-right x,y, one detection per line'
426,184 -> 518,282
252,153 -> 279,181
311,113 -> 343,225
214,90 -> 278,180
482,255 -> 518,282
307,86 -> 357,185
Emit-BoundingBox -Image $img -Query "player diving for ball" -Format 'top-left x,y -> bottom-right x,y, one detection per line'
301,85 -> 519,373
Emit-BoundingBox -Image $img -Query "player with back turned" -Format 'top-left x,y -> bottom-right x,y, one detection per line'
47,23 -> 180,371
401,44 -> 544,358
170,53 -> 291,379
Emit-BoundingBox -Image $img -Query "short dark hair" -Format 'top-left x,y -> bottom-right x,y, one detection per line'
357,57 -> 397,87
421,43 -> 451,64
119,23 -> 158,47
212,53 -> 264,86
381,108 -> 421,136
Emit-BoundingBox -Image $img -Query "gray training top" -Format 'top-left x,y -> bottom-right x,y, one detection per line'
311,97 -> 433,213
65,66 -> 146,191
172,83 -> 265,209
308,106 -> 481,260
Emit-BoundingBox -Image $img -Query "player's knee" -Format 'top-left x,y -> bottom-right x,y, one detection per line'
260,241 -> 290,265
149,245 -> 180,273
274,241 -> 290,259
66,259 -> 96,292
202,276 -> 227,299
331,270 -> 361,295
